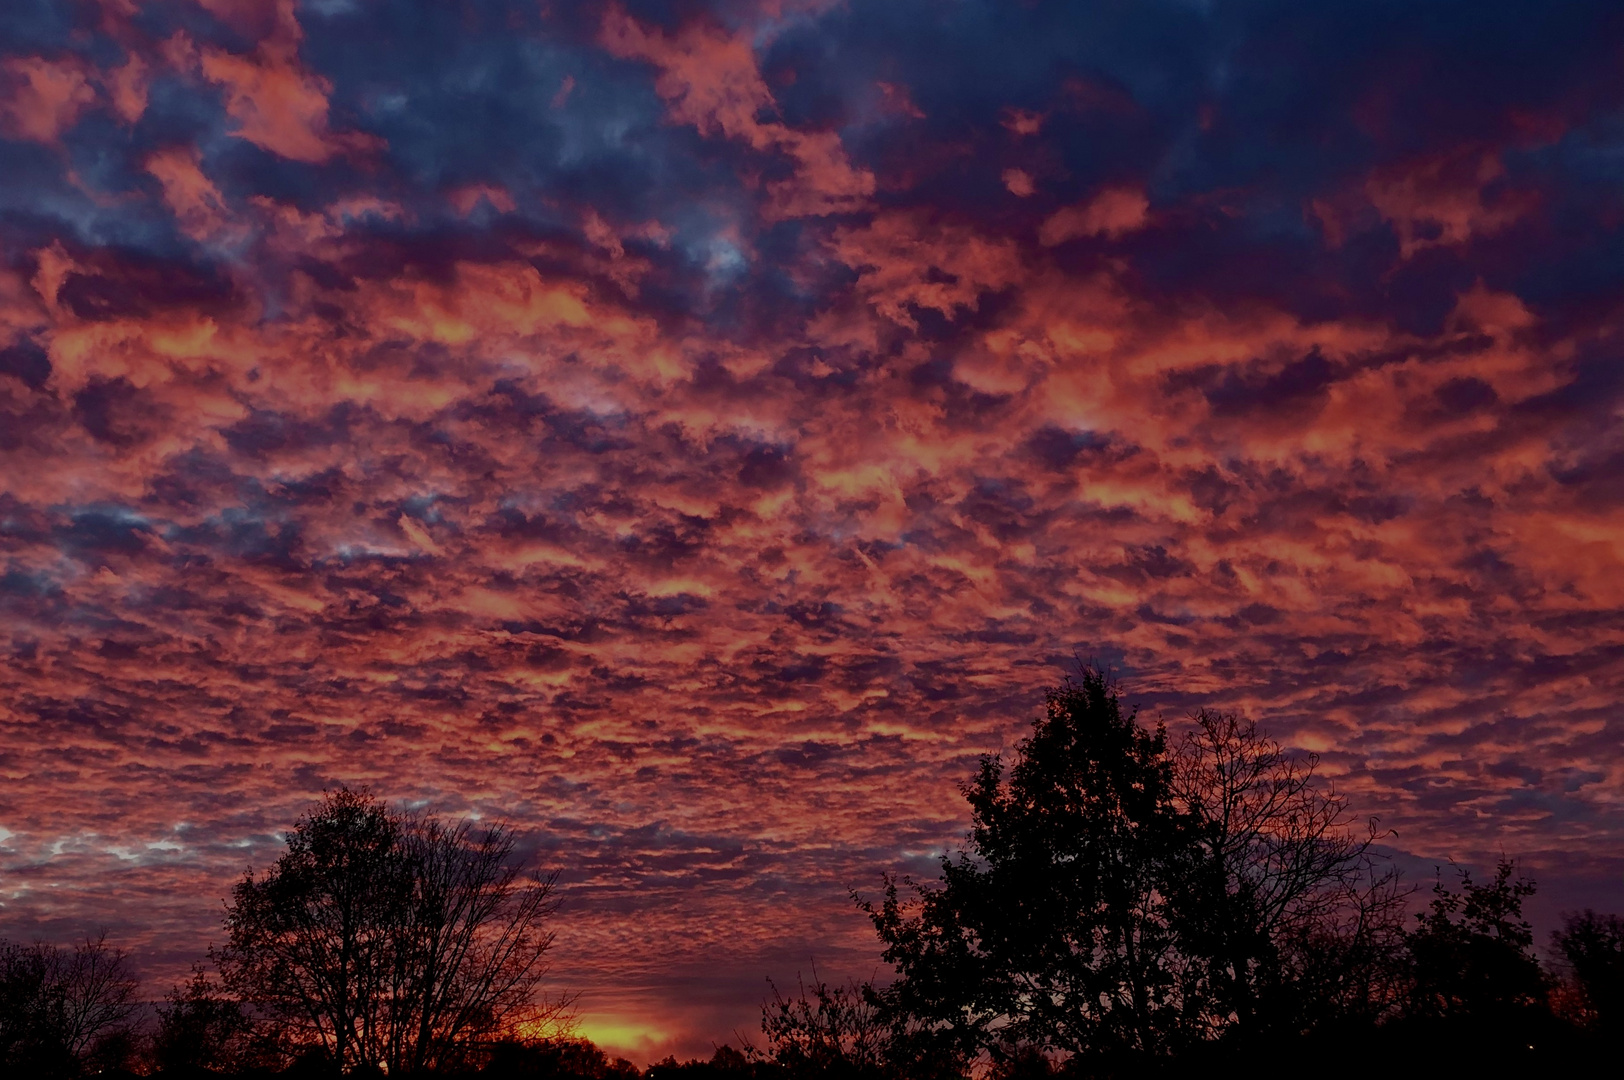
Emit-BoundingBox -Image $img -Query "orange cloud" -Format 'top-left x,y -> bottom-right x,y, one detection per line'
830,212 -> 1024,328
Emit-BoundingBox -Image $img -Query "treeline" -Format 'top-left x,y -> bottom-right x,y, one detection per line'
3,671 -> 1620,1077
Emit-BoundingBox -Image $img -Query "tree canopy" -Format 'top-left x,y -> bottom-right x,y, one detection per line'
861,670 -> 1406,1069
214,789 -> 566,1074
1,677 -> 1618,1077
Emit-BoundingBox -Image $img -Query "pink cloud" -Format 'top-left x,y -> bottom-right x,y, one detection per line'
145,146 -> 237,242
1039,186 -> 1151,245
600,6 -> 873,218
1002,168 -> 1036,197
193,0 -> 380,163
0,56 -> 96,145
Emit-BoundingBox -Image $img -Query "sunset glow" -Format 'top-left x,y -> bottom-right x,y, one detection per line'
2,0 -> 1622,1061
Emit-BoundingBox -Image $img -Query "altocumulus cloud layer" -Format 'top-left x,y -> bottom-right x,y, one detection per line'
2,0 -> 1624,1057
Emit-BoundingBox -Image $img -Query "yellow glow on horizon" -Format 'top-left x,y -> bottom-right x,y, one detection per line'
572,1013 -> 673,1057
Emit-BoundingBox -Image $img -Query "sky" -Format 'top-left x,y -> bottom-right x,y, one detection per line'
2,0 -> 1623,1062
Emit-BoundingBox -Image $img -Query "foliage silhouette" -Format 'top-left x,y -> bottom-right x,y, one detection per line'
760,973 -> 890,1077
152,966 -> 260,1074
1552,909 -> 1624,1039
215,788 -> 566,1075
0,931 -> 141,1077
3,697 -> 1621,1077
481,1035 -> 642,1078
1380,858 -> 1570,1069
1404,859 -> 1546,1023
859,670 -> 1407,1070
754,971 -> 964,1080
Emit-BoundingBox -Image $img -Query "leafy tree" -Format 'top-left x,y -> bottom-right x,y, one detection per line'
0,931 -> 140,1077
153,966 -> 259,1073
861,671 -> 1401,1069
482,1035 -> 642,1078
215,787 -> 566,1074
1552,909 -> 1624,1036
1404,859 -> 1546,1025
863,672 -> 1192,1065
1380,858 -> 1562,1069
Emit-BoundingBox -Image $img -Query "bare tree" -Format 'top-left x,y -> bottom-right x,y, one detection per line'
386,814 -> 566,1073
759,972 -> 891,1076
216,788 -> 567,1074
1170,710 -> 1407,1035
0,931 -> 141,1075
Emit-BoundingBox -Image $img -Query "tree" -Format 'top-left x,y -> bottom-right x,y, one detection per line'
387,810 -> 570,1073
760,973 -> 892,1077
863,671 -> 1192,1065
861,671 -> 1400,1069
152,966 -> 258,1073
215,788 -> 567,1074
1552,909 -> 1624,1037
754,971 -> 963,1079
0,931 -> 141,1077
1168,710 -> 1406,1040
1389,859 -> 1556,1067
1403,859 -> 1546,1025
481,1035 -> 642,1079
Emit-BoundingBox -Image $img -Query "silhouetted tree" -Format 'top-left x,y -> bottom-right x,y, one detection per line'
1404,860 -> 1546,1022
760,973 -> 890,1077
1168,710 -> 1406,1040
215,788 -> 566,1074
1388,858 -> 1557,1069
153,966 -> 259,1073
0,931 -> 140,1077
646,1045 -> 759,1078
863,672 -> 1191,1065
387,810 -> 569,1072
481,1035 -> 642,1078
1552,909 -> 1624,1038
749,970 -> 964,1079
861,671 -> 1401,1070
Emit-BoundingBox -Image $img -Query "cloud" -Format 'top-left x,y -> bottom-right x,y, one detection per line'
600,5 -> 873,219
1039,186 -> 1149,245
0,56 -> 95,144
193,0 -> 380,163
144,147 -> 239,243
2,0 -> 1624,1062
